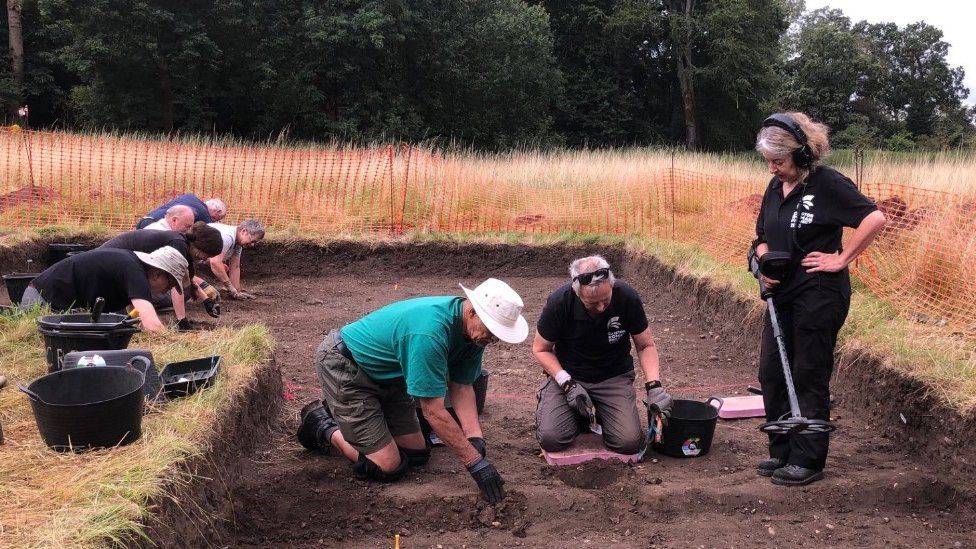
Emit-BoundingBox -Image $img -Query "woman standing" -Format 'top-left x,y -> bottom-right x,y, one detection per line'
753,112 -> 886,486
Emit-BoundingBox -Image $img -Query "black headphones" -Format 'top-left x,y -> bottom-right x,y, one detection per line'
761,113 -> 815,168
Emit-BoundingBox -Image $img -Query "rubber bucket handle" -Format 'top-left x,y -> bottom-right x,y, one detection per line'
706,396 -> 724,411
18,383 -> 46,404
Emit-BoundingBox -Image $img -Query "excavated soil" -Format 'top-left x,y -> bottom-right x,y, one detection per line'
202,242 -> 976,549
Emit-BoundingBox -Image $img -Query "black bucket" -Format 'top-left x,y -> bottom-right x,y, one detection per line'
20,366 -> 145,451
652,397 -> 723,458
2,273 -> 36,305
48,243 -> 92,265
38,327 -> 138,372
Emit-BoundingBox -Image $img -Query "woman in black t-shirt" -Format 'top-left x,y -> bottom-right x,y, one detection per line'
752,112 -> 887,486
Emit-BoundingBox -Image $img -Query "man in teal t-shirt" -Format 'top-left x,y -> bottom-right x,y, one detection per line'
297,278 -> 528,504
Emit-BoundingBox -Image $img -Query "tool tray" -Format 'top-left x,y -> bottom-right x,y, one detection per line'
160,356 -> 221,398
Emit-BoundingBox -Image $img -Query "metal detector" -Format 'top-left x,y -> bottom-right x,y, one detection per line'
747,248 -> 836,436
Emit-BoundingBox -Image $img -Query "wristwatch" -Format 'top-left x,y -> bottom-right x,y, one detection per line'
644,380 -> 662,391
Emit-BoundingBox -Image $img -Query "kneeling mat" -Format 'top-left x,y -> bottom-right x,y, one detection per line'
542,433 -> 641,466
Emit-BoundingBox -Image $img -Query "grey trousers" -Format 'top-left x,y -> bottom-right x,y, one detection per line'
19,286 -> 47,311
535,369 -> 644,454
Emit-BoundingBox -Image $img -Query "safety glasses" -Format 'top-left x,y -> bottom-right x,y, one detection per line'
573,267 -> 610,286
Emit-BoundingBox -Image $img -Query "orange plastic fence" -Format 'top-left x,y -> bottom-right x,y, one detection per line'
0,129 -> 973,333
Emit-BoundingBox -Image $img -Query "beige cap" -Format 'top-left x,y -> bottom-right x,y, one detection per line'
134,246 -> 189,294
459,278 -> 529,344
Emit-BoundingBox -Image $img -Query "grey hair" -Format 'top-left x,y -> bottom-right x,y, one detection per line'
205,198 -> 227,218
569,255 -> 616,293
755,112 -> 830,165
238,218 -> 266,240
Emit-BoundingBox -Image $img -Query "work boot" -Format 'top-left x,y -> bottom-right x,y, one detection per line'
296,400 -> 339,453
770,464 -> 824,486
756,457 -> 787,477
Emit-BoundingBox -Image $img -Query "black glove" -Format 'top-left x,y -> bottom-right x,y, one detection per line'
203,298 -> 221,318
467,457 -> 505,504
561,379 -> 594,418
468,436 -> 487,458
176,318 -> 192,332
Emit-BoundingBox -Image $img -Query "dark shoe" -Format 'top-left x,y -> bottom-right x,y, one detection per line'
297,400 -> 339,452
770,464 -> 824,486
757,457 -> 787,477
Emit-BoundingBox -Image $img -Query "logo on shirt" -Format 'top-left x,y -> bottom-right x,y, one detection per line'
791,210 -> 815,227
801,194 -> 814,210
607,316 -> 626,344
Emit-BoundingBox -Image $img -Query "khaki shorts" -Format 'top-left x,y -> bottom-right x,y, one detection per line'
315,330 -> 421,455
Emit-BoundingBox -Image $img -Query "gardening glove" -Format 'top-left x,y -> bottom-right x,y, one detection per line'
203,298 -> 221,318
646,385 -> 673,426
561,379 -> 594,419
466,457 -> 505,504
199,280 -> 220,301
236,290 -> 256,300
176,318 -> 192,332
468,436 -> 487,458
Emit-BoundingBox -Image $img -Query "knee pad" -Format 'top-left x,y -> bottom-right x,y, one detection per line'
353,451 -> 409,483
402,445 -> 432,467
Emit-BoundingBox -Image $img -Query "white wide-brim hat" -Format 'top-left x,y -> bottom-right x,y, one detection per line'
460,278 -> 529,344
135,246 -> 189,295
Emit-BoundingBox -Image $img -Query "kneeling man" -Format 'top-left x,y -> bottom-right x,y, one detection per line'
533,256 -> 672,454
297,278 -> 528,504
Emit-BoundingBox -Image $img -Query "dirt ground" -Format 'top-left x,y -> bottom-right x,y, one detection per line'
211,263 -> 975,549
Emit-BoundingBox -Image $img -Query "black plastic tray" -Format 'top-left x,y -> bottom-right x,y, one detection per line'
160,356 -> 221,398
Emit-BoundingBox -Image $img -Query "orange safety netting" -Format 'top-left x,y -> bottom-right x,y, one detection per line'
1,129 -> 973,334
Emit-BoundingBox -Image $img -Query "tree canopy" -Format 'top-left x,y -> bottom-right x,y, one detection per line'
0,0 -> 972,150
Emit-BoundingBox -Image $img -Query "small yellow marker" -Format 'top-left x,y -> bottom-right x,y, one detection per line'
394,534 -> 401,549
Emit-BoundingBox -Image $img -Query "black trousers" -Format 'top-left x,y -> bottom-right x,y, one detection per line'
758,284 -> 849,470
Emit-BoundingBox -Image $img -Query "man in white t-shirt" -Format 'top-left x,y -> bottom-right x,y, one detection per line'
142,205 -> 195,233
196,219 -> 265,299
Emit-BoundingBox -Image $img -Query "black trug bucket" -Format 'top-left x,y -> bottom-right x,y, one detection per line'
652,397 -> 723,458
20,366 -> 145,452
48,243 -> 92,265
38,327 -> 138,372
2,273 -> 36,304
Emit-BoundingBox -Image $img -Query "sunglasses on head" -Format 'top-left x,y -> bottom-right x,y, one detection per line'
574,267 -> 610,286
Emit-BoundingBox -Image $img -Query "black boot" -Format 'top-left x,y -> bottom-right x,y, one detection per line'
770,464 -> 824,486
297,400 -> 339,452
756,457 -> 787,477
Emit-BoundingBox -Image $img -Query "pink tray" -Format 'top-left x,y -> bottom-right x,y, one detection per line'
716,395 -> 765,419
542,433 -> 641,466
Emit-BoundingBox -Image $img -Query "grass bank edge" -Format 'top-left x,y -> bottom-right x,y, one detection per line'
0,312 -> 275,548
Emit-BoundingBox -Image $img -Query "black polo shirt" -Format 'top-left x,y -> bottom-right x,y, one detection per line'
537,280 -> 649,383
100,229 -> 194,278
31,248 -> 152,312
755,165 -> 877,301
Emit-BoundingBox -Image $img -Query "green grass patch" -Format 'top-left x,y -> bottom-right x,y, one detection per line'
0,309 -> 274,548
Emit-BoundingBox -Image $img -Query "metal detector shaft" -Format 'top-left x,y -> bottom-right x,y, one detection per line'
765,296 -> 802,419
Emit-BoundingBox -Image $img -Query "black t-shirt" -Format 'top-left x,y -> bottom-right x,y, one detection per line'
755,165 -> 877,301
536,280 -> 649,383
31,248 -> 152,312
100,229 -> 194,278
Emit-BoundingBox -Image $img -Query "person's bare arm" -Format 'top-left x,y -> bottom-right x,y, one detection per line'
532,331 -> 564,378
228,254 -> 242,290
420,397 -> 482,467
209,257 -> 233,288
130,299 -> 165,332
447,382 -> 482,438
802,210 -> 887,273
631,327 -> 660,382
